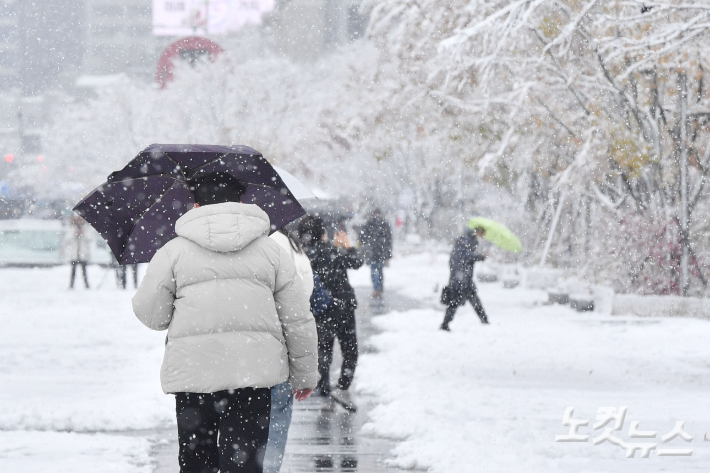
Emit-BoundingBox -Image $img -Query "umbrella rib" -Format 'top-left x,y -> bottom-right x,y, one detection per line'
160,151 -> 280,187
119,180 -> 186,261
113,177 -> 288,193
248,182 -> 286,190
110,175 -> 184,186
244,183 -> 302,204
161,152 -> 190,182
186,152 -> 235,176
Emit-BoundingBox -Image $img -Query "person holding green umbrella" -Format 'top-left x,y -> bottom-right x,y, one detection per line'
467,217 -> 523,253
439,218 -> 521,331
440,226 -> 489,330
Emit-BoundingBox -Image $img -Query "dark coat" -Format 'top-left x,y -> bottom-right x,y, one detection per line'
448,231 -> 485,297
303,240 -> 364,311
359,216 -> 393,263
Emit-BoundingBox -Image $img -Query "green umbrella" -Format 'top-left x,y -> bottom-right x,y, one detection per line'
467,217 -> 522,253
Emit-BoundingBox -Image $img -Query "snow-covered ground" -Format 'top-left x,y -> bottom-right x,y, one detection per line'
0,265 -> 173,472
3,250 -> 710,472
352,251 -> 710,472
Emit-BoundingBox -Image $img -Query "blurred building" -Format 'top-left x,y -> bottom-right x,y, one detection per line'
0,0 -> 84,95
0,0 -> 84,159
0,1 -> 18,161
267,0 -> 367,62
0,1 -> 18,91
82,0 -> 158,79
0,0 -> 368,159
0,0 -> 368,91
0,0 -> 159,158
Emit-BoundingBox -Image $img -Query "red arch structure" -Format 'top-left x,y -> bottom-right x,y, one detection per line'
155,37 -> 225,88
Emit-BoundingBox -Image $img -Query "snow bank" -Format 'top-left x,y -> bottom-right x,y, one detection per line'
0,265 -> 174,470
355,254 -> 710,472
0,265 -> 173,432
519,265 -> 708,320
613,293 -> 710,319
0,431 -> 152,473
523,267 -> 566,290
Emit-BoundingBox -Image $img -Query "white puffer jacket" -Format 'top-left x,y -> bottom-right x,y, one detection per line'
132,202 -> 318,394
270,231 -> 314,297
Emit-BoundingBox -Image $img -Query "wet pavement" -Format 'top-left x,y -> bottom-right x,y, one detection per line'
150,287 -> 421,473
280,288 -> 419,473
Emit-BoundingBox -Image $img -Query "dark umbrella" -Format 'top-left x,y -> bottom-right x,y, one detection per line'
73,144 -> 306,264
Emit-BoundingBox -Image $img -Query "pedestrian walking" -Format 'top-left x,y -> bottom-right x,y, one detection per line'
440,226 -> 489,330
359,208 -> 393,297
63,215 -> 92,289
263,228 -> 314,473
132,172 -> 318,473
298,216 -> 363,411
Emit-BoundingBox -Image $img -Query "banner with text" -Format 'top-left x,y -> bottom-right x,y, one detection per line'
153,0 -> 275,36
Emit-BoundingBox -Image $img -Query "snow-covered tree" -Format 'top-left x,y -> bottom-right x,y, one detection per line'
16,1 -> 710,295
364,0 -> 710,294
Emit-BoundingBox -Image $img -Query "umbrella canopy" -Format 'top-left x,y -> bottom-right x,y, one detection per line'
73,144 -> 306,264
272,165 -> 317,201
467,217 -> 522,253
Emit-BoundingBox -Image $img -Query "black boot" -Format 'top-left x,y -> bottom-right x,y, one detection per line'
441,306 -> 456,331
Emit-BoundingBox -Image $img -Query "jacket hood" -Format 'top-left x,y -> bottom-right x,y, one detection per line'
175,202 -> 270,252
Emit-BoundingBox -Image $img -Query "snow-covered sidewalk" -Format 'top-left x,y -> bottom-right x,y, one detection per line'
4,253 -> 710,472
352,252 -> 710,472
0,265 -> 173,472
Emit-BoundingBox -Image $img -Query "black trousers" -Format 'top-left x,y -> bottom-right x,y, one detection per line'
443,289 -> 488,326
69,261 -> 89,288
175,388 -> 272,473
316,307 -> 358,394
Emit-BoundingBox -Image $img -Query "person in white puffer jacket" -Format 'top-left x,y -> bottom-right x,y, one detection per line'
271,230 -> 314,295
132,172 -> 318,473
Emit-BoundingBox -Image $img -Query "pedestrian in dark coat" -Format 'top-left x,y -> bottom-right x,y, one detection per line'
63,215 -> 92,289
298,215 -> 364,410
440,227 -> 489,330
359,209 -> 393,297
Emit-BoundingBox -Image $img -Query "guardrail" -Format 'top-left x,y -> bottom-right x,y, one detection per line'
0,219 -> 112,267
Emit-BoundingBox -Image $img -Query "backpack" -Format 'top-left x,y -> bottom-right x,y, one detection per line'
310,273 -> 335,317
